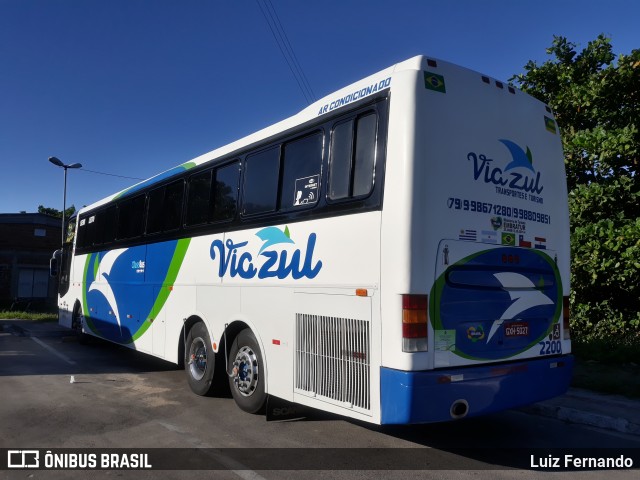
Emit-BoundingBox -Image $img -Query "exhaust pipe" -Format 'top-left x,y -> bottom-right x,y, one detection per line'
450,399 -> 469,419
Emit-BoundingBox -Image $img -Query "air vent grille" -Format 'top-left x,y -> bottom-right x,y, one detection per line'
295,314 -> 370,411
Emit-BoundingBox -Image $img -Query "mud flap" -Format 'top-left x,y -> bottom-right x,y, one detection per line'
265,396 -> 309,422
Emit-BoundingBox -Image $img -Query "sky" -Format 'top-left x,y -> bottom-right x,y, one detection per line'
1,0 -> 638,214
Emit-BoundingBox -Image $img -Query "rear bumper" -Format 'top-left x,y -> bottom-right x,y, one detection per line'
380,355 -> 573,424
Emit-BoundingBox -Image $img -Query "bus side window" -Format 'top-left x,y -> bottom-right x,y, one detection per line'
212,162 -> 240,222
93,208 -> 116,247
117,194 -> 145,240
329,112 -> 377,200
147,180 -> 184,234
280,132 -> 323,211
101,205 -> 117,245
164,180 -> 184,232
85,215 -> 96,247
146,186 -> 165,235
186,170 -> 213,227
242,146 -> 280,216
329,120 -> 353,200
353,113 -> 377,197
77,216 -> 87,249
92,212 -> 103,247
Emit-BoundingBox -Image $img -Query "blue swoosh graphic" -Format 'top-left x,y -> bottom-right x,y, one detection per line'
499,139 -> 535,173
256,227 -> 295,254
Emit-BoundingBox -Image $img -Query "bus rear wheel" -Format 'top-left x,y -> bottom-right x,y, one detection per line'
185,322 -> 215,396
228,328 -> 266,414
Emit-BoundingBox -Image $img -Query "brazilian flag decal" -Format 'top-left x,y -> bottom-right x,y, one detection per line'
544,116 -> 557,134
501,232 -> 515,246
424,71 -> 446,93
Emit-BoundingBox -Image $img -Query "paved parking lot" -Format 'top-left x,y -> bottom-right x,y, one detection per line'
1,320 -> 639,479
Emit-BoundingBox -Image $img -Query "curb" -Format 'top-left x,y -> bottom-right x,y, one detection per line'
521,403 -> 640,436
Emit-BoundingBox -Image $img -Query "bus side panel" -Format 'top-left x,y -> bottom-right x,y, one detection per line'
75,239 -> 192,354
292,290 -> 378,422
194,213 -> 382,420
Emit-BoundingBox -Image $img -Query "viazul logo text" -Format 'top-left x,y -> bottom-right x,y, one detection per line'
210,227 -> 322,280
467,140 -> 543,195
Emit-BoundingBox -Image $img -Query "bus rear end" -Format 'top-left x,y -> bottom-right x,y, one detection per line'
380,57 -> 572,424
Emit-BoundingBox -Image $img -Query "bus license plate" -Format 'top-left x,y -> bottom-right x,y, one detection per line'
504,322 -> 529,337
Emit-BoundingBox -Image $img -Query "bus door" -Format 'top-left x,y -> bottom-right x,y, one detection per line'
431,240 -> 562,368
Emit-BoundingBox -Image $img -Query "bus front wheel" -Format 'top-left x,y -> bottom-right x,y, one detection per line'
228,328 -> 266,414
72,305 -> 89,345
185,322 -> 215,396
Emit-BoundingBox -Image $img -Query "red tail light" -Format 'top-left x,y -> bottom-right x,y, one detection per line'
402,294 -> 428,352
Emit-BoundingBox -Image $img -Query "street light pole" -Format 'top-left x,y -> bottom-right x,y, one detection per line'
48,157 -> 82,247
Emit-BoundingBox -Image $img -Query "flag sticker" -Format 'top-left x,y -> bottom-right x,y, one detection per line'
501,232 -> 515,246
481,230 -> 498,244
459,229 -> 477,241
544,116 -> 557,134
424,71 -> 446,93
534,237 -> 547,250
518,234 -> 532,248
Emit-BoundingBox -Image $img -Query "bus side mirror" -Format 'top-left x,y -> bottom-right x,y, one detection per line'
50,250 -> 60,277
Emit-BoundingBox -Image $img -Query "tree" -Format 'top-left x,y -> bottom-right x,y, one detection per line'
38,204 -> 76,219
511,36 -> 640,343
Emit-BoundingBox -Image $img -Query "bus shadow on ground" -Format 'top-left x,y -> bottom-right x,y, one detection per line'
355,412 -> 638,470
0,320 -> 234,399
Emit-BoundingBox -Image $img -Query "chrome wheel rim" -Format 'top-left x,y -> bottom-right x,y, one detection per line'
232,346 -> 259,397
189,337 -> 207,381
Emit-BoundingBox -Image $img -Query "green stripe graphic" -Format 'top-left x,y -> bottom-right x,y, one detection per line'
132,237 -> 191,341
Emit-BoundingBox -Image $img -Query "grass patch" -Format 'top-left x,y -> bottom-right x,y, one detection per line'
572,361 -> 640,399
573,338 -> 640,364
571,338 -> 640,399
0,310 -> 58,322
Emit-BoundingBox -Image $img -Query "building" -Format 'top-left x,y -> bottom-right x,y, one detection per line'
0,213 -> 61,309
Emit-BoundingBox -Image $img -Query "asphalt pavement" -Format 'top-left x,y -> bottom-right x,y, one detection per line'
3,317 -> 639,436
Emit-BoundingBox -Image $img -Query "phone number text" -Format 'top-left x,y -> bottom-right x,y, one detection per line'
447,197 -> 552,224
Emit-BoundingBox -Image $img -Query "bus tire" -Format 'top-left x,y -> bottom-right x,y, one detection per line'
72,305 -> 89,345
185,322 -> 215,396
228,328 -> 266,414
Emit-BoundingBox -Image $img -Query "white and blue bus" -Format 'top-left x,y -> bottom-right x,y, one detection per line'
54,55 -> 572,424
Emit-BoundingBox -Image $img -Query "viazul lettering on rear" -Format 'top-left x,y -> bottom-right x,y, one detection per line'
468,139 -> 544,197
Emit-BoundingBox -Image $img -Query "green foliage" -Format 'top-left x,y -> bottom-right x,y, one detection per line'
512,36 -> 640,345
38,204 -> 76,219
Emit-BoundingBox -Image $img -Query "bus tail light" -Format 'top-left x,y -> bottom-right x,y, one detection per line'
402,294 -> 428,352
563,296 -> 571,340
